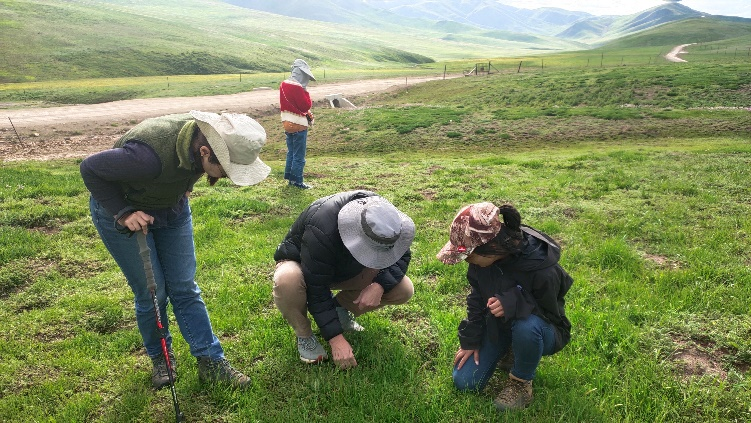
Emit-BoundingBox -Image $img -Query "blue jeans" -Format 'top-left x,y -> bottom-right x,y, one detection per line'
90,197 -> 224,359
284,129 -> 308,184
453,314 -> 556,391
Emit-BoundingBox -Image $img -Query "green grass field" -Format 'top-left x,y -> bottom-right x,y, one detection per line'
1,54 -> 750,421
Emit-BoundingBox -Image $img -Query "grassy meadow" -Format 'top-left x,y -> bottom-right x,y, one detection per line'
2,50 -> 751,421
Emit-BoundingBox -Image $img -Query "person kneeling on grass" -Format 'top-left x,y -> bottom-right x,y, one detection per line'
273,190 -> 415,369
80,111 -> 270,389
437,202 -> 573,411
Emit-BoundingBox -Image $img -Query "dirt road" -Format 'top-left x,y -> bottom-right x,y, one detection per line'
1,75 -> 455,161
665,44 -> 695,63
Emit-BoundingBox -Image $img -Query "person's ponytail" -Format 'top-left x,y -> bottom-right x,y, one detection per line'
473,204 -> 525,256
498,204 -> 522,232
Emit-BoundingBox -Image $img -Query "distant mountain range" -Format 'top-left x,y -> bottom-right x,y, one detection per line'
222,0 -> 708,43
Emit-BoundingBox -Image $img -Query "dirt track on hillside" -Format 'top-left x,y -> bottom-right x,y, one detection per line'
665,43 -> 695,63
0,75 -> 456,162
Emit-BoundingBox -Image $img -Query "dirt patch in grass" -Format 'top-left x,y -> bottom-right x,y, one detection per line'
1,124 -> 126,162
14,295 -> 52,312
390,308 -> 440,367
29,225 -> 62,235
33,325 -> 77,343
420,189 -> 437,200
426,165 -> 443,174
562,208 -> 577,219
672,339 -> 728,381
57,258 -> 108,279
669,336 -> 751,382
1,258 -> 107,300
645,254 -> 681,270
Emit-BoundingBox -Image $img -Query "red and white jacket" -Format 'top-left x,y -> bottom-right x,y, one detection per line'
280,78 -> 312,127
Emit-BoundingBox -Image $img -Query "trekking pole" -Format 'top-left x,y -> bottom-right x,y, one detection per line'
136,231 -> 185,423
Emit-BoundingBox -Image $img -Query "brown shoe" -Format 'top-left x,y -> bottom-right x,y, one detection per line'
498,350 -> 514,372
493,373 -> 533,411
197,357 -> 250,388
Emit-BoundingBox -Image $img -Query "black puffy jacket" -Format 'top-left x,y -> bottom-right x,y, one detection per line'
458,227 -> 573,353
274,190 -> 412,340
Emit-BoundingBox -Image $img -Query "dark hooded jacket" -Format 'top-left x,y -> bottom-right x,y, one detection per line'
458,227 -> 573,353
274,190 -> 412,341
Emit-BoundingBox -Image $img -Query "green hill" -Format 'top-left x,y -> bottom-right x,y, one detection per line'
0,0 -> 582,83
2,0 -> 750,85
605,17 -> 751,48
557,3 -> 704,43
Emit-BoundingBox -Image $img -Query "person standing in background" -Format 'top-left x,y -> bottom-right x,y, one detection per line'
280,59 -> 316,189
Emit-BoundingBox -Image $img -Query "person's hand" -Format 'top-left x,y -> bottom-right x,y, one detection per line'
119,211 -> 154,234
454,348 -> 479,370
487,297 -> 505,318
329,334 -> 357,369
353,282 -> 384,310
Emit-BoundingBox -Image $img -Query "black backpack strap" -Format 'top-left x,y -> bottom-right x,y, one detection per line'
521,225 -> 561,251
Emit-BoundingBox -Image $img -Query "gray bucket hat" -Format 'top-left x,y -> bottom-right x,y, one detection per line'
338,196 -> 415,269
292,59 -> 316,81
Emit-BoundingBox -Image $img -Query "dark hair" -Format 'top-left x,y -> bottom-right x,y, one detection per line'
191,128 -> 221,186
473,204 -> 525,256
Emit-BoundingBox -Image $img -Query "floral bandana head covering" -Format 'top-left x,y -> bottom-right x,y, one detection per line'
436,202 -> 501,265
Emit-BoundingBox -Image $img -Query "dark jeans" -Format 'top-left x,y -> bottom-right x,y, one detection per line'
284,129 -> 308,184
453,314 -> 556,391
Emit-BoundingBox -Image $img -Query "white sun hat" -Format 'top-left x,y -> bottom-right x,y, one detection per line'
337,196 -> 415,269
190,110 -> 271,186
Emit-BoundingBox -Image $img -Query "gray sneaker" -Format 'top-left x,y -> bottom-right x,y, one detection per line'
150,351 -> 177,389
197,357 -> 250,388
336,306 -> 364,332
297,336 -> 328,364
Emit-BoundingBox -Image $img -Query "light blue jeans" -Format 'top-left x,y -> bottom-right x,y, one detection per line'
284,129 -> 308,184
453,314 -> 556,391
90,197 -> 224,359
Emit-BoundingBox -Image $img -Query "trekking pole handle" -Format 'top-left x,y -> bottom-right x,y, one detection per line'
136,232 -> 158,293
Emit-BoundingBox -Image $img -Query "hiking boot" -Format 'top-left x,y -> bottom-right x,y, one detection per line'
297,335 -> 328,364
493,373 -> 533,411
289,181 -> 312,189
499,350 -> 514,372
197,357 -> 250,388
150,351 -> 177,389
336,306 -> 364,332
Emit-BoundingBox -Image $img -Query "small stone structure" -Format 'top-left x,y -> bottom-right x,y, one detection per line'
324,94 -> 356,109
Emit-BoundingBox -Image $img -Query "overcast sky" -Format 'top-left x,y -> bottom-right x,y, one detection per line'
499,0 -> 751,18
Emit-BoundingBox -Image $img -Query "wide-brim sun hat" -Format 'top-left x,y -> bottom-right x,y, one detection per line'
190,110 -> 271,186
292,58 -> 316,81
338,196 -> 415,269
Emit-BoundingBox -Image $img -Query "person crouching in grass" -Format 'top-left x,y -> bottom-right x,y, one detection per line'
437,202 -> 573,410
